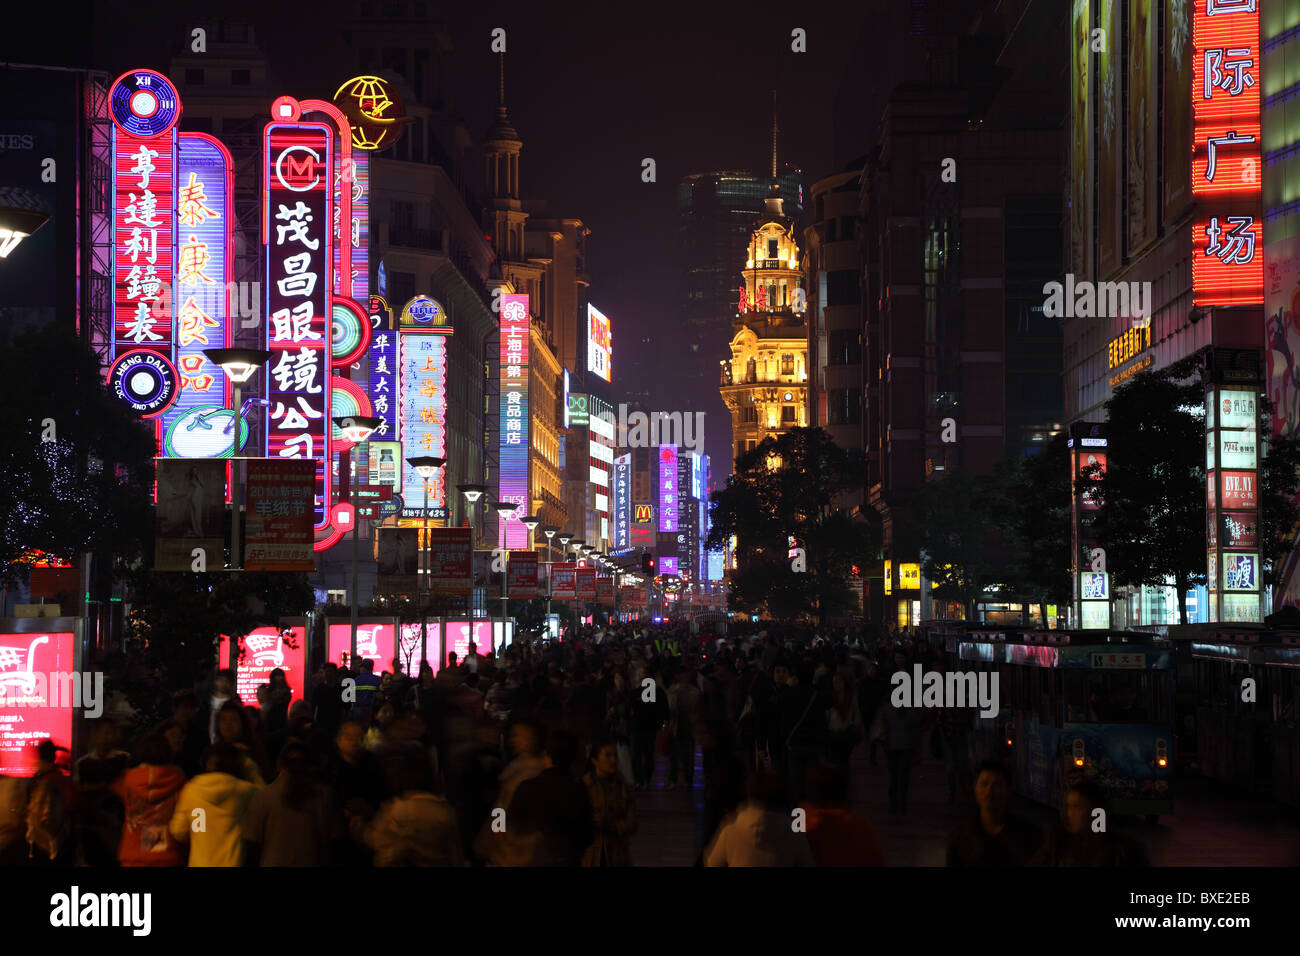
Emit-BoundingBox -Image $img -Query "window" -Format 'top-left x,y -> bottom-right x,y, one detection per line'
742,406 -> 758,423
781,406 -> 797,424
827,329 -> 861,366
827,269 -> 860,306
185,69 -> 204,85
231,69 -> 250,85
768,238 -> 779,259
828,389 -> 862,425
781,354 -> 795,375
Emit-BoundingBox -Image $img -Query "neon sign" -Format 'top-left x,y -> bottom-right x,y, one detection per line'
264,122 -> 333,528
399,332 -> 448,519
659,445 -> 678,533
498,293 -> 530,548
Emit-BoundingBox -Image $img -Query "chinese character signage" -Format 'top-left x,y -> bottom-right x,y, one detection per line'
1220,470 -> 1257,508
367,331 -> 398,440
575,567 -> 597,599
612,453 -> 631,550
161,133 -> 232,454
508,550 -> 538,596
243,459 -> 316,571
551,561 -> 576,600
658,445 -> 678,533
1191,0 -> 1262,306
498,294 -> 530,548
587,304 -> 612,382
264,122 -> 333,528
426,528 -> 472,592
110,70 -> 181,365
399,332 -> 447,519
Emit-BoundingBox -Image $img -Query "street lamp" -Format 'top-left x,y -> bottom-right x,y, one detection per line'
520,514 -> 541,553
541,526 -> 559,622
203,347 -> 272,570
458,483 -> 488,546
489,499 -> 518,651
407,456 -> 445,603
333,415 -> 381,670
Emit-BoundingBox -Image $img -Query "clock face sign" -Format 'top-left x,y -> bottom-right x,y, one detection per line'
109,70 -> 182,137
107,350 -> 179,418
163,405 -> 250,458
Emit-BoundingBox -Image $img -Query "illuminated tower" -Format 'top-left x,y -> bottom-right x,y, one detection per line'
719,94 -> 809,467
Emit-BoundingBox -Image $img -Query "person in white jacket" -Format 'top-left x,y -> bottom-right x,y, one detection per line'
704,771 -> 815,867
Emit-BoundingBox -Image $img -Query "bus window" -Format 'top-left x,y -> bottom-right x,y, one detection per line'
1064,671 -> 1090,722
1094,673 -> 1155,723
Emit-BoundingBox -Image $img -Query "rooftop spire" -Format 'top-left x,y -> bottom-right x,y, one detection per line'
770,89 -> 778,179
486,50 -> 519,143
764,89 -> 784,219
498,51 -> 505,108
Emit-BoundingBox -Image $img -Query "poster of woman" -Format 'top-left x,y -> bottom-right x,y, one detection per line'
154,459 -> 226,570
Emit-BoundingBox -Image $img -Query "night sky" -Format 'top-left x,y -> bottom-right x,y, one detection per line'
9,0 -> 875,475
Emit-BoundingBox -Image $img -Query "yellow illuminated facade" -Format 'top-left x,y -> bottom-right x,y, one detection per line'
720,194 -> 809,467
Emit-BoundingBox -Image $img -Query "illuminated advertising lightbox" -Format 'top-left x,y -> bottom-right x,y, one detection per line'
552,562 -> 577,599
443,621 -> 492,668
368,439 -> 400,487
1221,593 -> 1261,622
1209,429 -> 1257,470
326,621 -> 425,674
219,625 -> 307,707
264,122 -> 333,528
612,453 -> 631,550
1221,511 -> 1257,549
659,556 -> 679,576
1190,0 -> 1262,307
367,331 -> 398,441
1221,471 -> 1257,509
161,133 -> 232,455
567,392 -> 589,427
1081,572 -> 1109,600
899,563 -> 921,590
1080,602 -> 1109,630
244,459 -> 316,571
498,293 -> 530,548
707,550 -> 725,581
658,446 -> 679,532
0,625 -> 78,776
587,304 -> 612,382
333,149 -> 368,301
1215,389 -> 1257,430
1224,552 -> 1258,591
399,332 -> 448,519
110,69 -> 181,365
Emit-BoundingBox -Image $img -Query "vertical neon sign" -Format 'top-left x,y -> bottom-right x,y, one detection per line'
399,332 -> 448,518
264,122 -> 333,528
499,293 -> 530,548
161,133 -> 232,456
659,445 -> 678,533
1191,0 -> 1262,306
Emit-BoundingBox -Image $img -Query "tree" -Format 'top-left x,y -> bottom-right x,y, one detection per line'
906,469 -> 1011,621
0,324 -> 157,587
1088,356 -> 1206,623
1255,399 -> 1300,592
707,428 -> 875,624
1001,433 -> 1073,621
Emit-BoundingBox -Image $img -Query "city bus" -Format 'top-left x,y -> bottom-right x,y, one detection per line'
1163,624 -> 1300,806
945,628 -> 1175,821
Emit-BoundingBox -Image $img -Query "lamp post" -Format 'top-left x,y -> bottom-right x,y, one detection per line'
540,525 -> 558,623
203,348 -> 272,570
489,500 -> 518,651
556,532 -> 572,633
334,415 -> 381,670
407,456 -> 445,606
459,483 -> 488,626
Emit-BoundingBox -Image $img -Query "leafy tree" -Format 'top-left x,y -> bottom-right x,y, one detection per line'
1087,356 -> 1206,623
707,428 -> 875,625
1001,433 -> 1073,621
121,568 -> 315,726
905,469 -> 1011,621
1255,400 -> 1300,591
0,324 -> 156,587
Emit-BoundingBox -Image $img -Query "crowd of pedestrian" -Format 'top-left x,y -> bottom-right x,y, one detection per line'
0,620 -> 1147,867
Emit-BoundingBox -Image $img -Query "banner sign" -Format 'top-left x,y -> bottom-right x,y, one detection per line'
426,527 -> 472,592
552,561 -> 576,599
154,458 -> 225,570
576,567 -> 597,599
244,458 -> 316,570
508,550 -> 538,596
376,527 -> 419,594
596,577 -> 614,603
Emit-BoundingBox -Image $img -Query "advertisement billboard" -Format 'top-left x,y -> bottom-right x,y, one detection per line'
366,331 -> 399,442
264,121 -> 333,527
587,304 -> 612,382
575,567 -> 597,599
551,562 -> 576,599
155,459 -> 226,570
498,294 -> 530,548
507,550 -> 538,596
612,453 -> 631,551
376,527 -> 419,593
219,624 -> 307,707
426,527 -> 472,592
326,621 -> 426,675
367,439 -> 401,488
1070,0 -> 1093,278
0,622 -> 79,776
244,458 -> 316,571
1221,471 -> 1258,509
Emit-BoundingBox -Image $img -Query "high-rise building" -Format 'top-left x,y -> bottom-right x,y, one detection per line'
858,0 -> 1066,628
719,144 -> 810,466
680,163 -> 803,472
